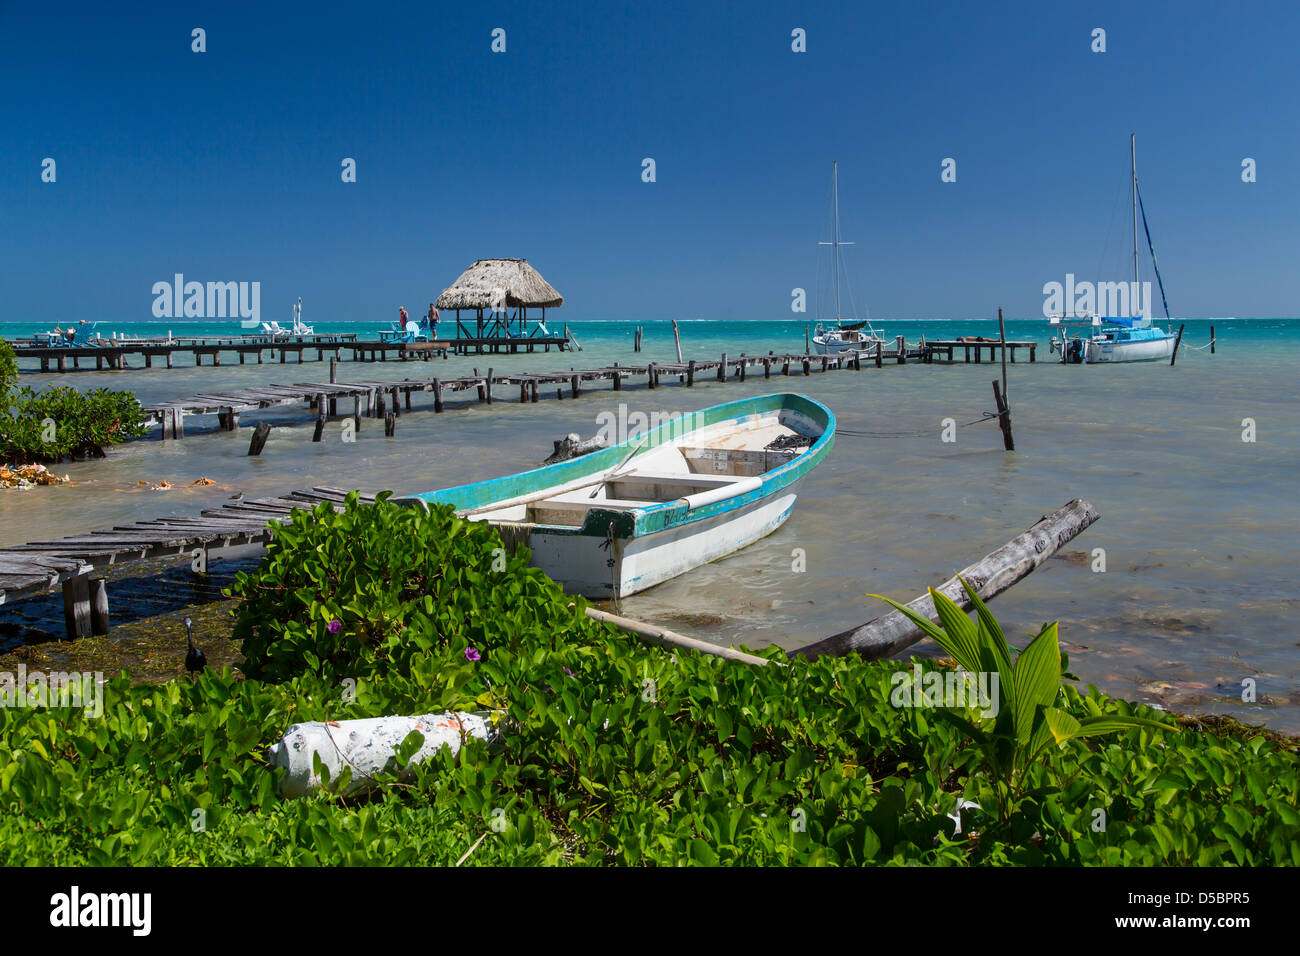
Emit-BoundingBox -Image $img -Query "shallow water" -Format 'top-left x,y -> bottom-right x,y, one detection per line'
3,318 -> 1297,731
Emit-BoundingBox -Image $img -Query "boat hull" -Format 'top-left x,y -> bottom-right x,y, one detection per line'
1083,335 -> 1175,363
524,480 -> 801,597
400,393 -> 835,600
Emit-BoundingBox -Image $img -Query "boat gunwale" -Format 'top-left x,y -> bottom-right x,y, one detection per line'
404,392 -> 836,538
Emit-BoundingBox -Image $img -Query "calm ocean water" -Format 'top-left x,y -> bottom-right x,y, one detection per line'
3,317 -> 1298,731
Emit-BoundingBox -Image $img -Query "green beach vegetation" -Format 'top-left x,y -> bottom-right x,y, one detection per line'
0,493 -> 1295,865
0,338 -> 147,464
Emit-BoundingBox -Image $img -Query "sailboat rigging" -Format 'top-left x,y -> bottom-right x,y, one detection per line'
812,162 -> 884,354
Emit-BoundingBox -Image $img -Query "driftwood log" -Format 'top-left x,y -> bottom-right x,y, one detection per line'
792,498 -> 1099,661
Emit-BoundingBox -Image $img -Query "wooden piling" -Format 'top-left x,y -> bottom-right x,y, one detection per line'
313,393 -> 326,442
1210,325 -> 1215,354
1170,323 -> 1185,366
248,422 -> 272,456
330,357 -> 338,383
896,335 -> 906,364
384,412 -> 396,436
89,576 -> 110,636
62,576 -> 92,639
647,362 -> 655,389
433,378 -> 444,413
672,320 -> 683,363
485,368 -> 494,403
687,360 -> 695,386
719,353 -> 727,381
992,380 -> 1014,451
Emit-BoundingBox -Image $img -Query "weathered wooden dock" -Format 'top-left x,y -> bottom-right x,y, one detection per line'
0,487 -> 377,637
139,342 -> 967,438
9,328 -> 587,372
923,339 -> 1038,363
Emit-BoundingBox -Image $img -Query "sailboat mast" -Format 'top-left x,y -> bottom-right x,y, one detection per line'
1131,133 -> 1140,290
832,161 -> 841,323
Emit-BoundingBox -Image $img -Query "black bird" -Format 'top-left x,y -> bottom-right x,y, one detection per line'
184,616 -> 207,672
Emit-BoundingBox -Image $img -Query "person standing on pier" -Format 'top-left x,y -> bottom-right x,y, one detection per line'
426,303 -> 439,339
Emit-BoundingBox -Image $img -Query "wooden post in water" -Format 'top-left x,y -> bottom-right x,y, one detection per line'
313,393 -> 326,442
570,374 -> 580,398
433,378 -> 444,413
896,334 -> 906,364
248,422 -> 272,456
875,340 -> 883,368
672,320 -> 683,363
686,360 -> 695,386
647,362 -> 656,389
330,357 -> 338,383
89,577 -> 110,636
718,353 -> 727,381
992,380 -> 1014,451
62,576 -> 92,639
805,325 -> 810,353
998,307 -> 1010,403
1170,323 -> 1185,366
384,412 -> 396,436
353,395 -> 362,430
1210,325 -> 1215,354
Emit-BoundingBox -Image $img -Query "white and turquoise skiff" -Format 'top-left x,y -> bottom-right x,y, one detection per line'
399,393 -> 835,598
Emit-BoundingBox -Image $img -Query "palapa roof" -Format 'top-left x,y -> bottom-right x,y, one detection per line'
435,258 -> 564,311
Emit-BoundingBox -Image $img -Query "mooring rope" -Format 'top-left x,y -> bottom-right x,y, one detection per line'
836,411 -> 999,439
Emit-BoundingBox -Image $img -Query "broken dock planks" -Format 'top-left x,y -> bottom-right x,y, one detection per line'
139,345 -> 961,439
0,487 -> 378,637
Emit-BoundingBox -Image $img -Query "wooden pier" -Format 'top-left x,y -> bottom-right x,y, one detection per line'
923,339 -> 1038,363
9,329 -> 584,373
0,488 -> 377,637
137,340 -> 985,438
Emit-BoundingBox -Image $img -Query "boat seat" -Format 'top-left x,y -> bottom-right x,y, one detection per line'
533,497 -> 655,512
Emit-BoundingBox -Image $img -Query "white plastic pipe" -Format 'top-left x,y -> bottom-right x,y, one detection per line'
268,711 -> 497,798
678,476 -> 762,510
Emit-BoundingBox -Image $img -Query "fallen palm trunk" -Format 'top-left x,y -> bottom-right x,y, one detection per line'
583,605 -> 777,667
792,498 -> 1100,661
269,711 -> 497,798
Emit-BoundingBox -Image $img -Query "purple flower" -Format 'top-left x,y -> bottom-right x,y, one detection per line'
465,647 -> 481,662
327,619 -> 342,635
563,667 -> 574,678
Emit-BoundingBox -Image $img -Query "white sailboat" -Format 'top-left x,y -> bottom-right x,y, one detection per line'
812,161 -> 884,355
1054,134 -> 1178,365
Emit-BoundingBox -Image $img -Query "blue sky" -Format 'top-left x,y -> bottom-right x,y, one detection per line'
1,0 -> 1296,324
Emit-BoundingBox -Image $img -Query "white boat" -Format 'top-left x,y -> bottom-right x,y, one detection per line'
399,393 -> 835,599
812,161 -> 884,355
1054,134 -> 1178,365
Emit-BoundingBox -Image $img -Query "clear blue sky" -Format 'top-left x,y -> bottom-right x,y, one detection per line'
2,0 -> 1296,323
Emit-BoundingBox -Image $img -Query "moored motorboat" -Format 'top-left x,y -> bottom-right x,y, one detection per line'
398,393 -> 835,598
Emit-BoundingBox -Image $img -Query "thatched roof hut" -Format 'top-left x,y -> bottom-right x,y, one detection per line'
436,259 -> 564,312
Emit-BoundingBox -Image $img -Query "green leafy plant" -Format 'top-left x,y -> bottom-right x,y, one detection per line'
0,384 -> 146,462
0,339 -> 17,396
874,579 -> 1176,823
227,491 -> 597,682
1,502 -> 1295,866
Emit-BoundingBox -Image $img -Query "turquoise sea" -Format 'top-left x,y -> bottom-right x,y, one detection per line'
2,317 -> 1298,732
